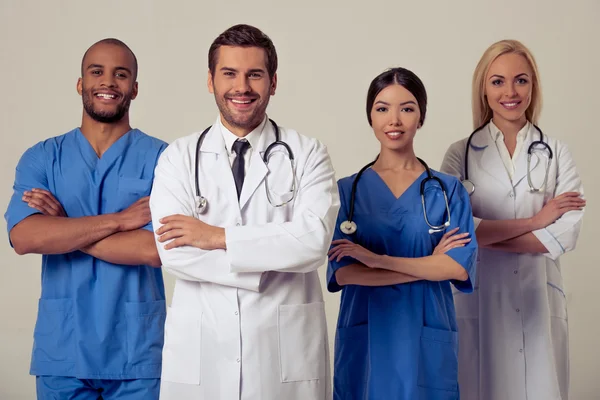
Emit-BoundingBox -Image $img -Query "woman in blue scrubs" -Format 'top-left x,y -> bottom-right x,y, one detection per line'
327,67 -> 478,400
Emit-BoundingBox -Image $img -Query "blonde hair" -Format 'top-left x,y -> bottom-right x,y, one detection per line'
472,39 -> 542,129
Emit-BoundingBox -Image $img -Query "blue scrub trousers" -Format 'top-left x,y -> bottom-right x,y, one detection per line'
36,376 -> 160,400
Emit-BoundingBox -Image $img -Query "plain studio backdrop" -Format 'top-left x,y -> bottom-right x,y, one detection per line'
1,0 -> 598,398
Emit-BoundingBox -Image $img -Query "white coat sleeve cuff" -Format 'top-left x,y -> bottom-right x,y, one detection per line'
225,225 -> 263,273
532,228 -> 564,260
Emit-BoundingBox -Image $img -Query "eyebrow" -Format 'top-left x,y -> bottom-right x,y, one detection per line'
86,64 -> 132,74
375,100 -> 417,106
489,73 -> 530,80
220,67 -> 266,74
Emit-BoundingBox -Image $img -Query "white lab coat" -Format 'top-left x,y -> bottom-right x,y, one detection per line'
440,123 -> 584,400
149,118 -> 340,400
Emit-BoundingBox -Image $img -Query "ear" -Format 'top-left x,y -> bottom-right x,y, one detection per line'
76,78 -> 83,96
270,72 -> 278,96
131,82 -> 139,100
207,69 -> 214,94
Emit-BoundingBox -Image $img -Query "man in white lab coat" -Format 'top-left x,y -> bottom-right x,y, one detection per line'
150,24 -> 340,400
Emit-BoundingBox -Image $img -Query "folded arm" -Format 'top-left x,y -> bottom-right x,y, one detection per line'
150,140 -> 263,291
440,138 -> 585,258
335,263 -> 421,286
82,229 -> 161,267
10,213 -> 120,255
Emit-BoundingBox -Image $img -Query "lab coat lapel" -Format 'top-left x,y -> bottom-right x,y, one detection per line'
471,127 -> 512,190
201,126 -> 239,207
513,125 -> 541,188
238,122 -> 271,210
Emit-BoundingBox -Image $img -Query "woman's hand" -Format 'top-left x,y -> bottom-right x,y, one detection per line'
328,239 -> 383,268
532,192 -> 586,230
433,227 -> 471,255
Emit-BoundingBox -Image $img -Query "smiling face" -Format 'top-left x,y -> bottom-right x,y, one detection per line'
207,45 -> 277,136
485,52 -> 533,127
370,84 -> 421,152
77,43 -> 138,124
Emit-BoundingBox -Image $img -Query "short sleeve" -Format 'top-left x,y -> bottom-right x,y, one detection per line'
326,180 -> 358,293
141,141 -> 169,233
4,144 -> 48,241
444,183 -> 478,293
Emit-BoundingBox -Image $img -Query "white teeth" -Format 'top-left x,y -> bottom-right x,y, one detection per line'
503,102 -> 518,107
96,93 -> 117,99
231,99 -> 252,104
387,131 -> 402,137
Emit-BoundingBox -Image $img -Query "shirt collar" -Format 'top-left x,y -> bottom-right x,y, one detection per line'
219,115 -> 266,155
489,119 -> 531,142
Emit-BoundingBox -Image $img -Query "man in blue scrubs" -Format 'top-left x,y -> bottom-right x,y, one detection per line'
5,39 -> 167,399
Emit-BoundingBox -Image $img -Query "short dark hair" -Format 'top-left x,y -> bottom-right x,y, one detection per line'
81,38 -> 138,80
366,67 -> 428,126
208,24 -> 278,79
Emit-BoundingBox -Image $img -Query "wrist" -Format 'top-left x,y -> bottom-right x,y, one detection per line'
529,216 -> 541,231
106,213 -> 124,232
372,254 -> 388,270
214,227 -> 227,250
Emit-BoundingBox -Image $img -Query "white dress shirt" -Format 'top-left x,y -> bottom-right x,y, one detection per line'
489,119 -> 530,180
219,116 -> 266,174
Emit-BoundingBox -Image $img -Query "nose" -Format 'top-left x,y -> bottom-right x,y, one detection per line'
100,73 -> 117,88
389,109 -> 402,126
505,82 -> 517,97
233,75 -> 251,94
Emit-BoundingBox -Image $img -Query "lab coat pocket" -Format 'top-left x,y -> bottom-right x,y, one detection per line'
161,307 -> 202,385
334,324 -> 368,394
278,302 -> 327,382
547,282 -> 567,320
418,326 -> 459,395
32,298 -> 74,364
125,301 -> 166,371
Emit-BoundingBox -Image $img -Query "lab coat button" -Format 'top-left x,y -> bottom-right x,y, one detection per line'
234,311 -> 239,315
236,358 -> 241,363
519,349 -> 523,353
514,270 -> 518,274
509,193 -> 514,198
236,222 -> 241,226
516,308 -> 520,312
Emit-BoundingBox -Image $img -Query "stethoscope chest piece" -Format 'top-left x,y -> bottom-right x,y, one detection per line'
196,196 -> 208,214
461,179 -> 475,196
340,220 -> 357,235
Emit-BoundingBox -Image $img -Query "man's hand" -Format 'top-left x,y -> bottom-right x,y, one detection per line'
156,215 -> 226,250
115,197 -> 152,232
23,188 -> 67,217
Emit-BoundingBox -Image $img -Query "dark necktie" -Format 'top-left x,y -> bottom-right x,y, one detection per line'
232,139 -> 250,199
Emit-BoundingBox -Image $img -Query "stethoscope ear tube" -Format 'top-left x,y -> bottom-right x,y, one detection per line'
341,156 -> 451,235
462,123 -> 552,195
193,119 -> 291,215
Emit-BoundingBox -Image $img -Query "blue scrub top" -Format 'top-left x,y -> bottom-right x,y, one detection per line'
5,128 -> 168,380
327,168 -> 478,400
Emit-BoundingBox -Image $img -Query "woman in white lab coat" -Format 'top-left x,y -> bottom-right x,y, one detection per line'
441,39 -> 586,400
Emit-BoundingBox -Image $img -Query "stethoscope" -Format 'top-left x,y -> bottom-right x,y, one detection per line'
194,118 -> 296,214
461,123 -> 553,195
340,157 -> 451,235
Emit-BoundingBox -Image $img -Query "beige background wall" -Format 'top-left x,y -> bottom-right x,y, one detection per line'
1,0 -> 598,398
